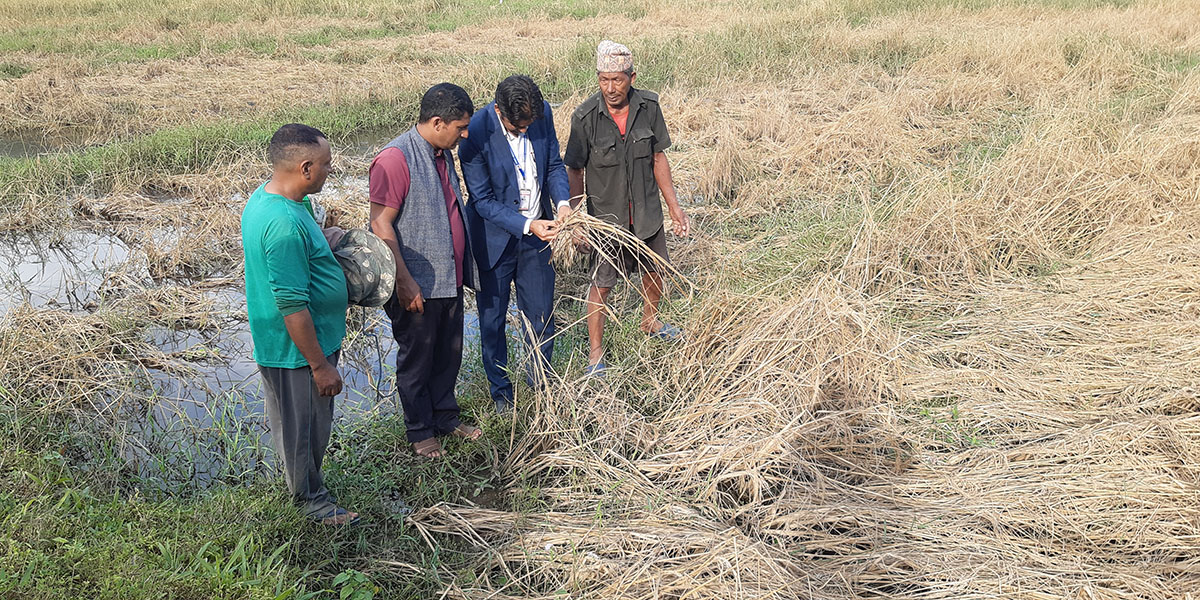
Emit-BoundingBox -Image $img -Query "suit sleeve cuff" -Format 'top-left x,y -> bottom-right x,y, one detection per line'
523,217 -> 533,236
556,200 -> 570,210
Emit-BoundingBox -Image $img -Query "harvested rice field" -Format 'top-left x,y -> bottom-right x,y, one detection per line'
2,0 -> 1199,598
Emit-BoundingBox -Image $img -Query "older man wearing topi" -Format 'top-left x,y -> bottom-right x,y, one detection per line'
564,41 -> 691,377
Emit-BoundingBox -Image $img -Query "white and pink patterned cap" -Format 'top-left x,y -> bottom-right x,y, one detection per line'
597,40 -> 633,73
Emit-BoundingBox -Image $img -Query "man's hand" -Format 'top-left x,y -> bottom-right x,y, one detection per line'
669,207 -> 691,237
312,360 -> 343,397
556,204 -> 573,222
572,228 -> 591,253
530,219 -> 559,242
396,278 -> 424,313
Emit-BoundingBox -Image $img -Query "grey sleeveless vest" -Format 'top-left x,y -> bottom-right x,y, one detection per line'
382,127 -> 477,299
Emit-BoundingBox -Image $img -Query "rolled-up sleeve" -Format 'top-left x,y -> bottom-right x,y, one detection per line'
262,217 -> 311,316
651,104 -> 672,153
563,112 -> 589,169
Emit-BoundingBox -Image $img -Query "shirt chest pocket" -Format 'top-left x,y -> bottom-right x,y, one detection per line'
631,128 -> 654,158
592,135 -> 620,168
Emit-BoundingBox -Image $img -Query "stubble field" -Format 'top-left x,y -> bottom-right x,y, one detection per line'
2,0 -> 1199,598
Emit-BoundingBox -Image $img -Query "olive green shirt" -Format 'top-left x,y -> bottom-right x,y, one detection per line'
564,88 -> 672,240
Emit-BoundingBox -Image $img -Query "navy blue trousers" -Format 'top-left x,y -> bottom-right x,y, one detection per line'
476,234 -> 555,407
385,290 -> 464,443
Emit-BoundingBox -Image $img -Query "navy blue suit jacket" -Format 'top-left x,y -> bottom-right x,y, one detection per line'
460,101 -> 570,270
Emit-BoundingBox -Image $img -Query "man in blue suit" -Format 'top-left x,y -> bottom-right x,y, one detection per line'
460,75 -> 571,413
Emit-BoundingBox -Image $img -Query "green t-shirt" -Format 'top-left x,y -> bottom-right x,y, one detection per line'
241,183 -> 347,368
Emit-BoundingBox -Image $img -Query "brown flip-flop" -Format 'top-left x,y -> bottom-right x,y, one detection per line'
412,437 -> 444,458
311,506 -> 360,526
451,423 -> 483,441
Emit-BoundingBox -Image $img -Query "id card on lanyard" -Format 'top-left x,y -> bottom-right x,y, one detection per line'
509,134 -> 535,211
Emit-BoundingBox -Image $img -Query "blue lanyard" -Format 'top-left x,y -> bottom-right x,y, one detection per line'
508,133 -> 529,180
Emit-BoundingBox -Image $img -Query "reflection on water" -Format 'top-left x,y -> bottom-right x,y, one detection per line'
0,231 -> 134,313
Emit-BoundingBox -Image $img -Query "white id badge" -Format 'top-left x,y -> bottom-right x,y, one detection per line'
520,187 -> 533,210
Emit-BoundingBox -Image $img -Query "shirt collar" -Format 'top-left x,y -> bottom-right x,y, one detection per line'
599,87 -> 643,120
495,108 -> 524,143
411,125 -> 445,159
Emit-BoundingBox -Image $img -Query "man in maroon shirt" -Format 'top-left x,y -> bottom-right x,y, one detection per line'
369,83 -> 483,459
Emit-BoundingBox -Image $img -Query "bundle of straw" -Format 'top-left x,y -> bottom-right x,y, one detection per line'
549,207 -> 693,299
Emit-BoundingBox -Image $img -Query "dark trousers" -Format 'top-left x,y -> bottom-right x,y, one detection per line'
477,234 -> 555,407
386,290 -> 464,442
259,351 -> 339,518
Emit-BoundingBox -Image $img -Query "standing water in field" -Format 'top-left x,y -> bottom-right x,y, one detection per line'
0,185 -> 484,489
0,231 -> 132,313
0,129 -> 91,159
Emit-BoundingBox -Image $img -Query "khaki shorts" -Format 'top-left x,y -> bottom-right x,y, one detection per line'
590,227 -> 670,289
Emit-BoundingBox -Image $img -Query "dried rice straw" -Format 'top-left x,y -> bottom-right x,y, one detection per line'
550,200 -> 694,301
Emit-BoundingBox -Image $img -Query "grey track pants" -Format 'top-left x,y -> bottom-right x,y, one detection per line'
259,351 -> 340,518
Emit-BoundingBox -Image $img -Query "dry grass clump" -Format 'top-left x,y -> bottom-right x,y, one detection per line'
0,305 -> 186,415
100,272 -> 221,331
836,87 -> 1200,292
413,505 -> 807,600
662,78 -> 937,213
70,157 -> 377,281
549,209 -> 690,291
899,230 -> 1200,438
70,192 -> 248,281
408,5 -> 1200,597
413,240 -> 1200,598
412,280 -> 912,598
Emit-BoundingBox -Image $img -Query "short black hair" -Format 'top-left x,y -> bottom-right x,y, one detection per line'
268,123 -> 326,166
418,83 -> 474,124
494,74 -> 544,124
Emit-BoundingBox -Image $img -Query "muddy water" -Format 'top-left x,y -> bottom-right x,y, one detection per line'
0,129 -> 90,158
129,293 -> 485,488
343,127 -> 400,157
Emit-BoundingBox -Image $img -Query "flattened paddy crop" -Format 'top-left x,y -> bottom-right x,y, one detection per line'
2,0 -> 1199,598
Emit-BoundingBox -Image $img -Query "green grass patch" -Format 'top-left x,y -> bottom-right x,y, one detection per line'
0,31 -> 275,65
0,62 -> 31,79
0,27 -> 182,60
0,482 -> 315,599
954,107 -> 1029,169
1141,48 -> 1200,75
847,36 -> 922,76
704,198 -> 867,295
0,393 -> 506,599
0,95 -> 422,204
841,0 -> 1136,25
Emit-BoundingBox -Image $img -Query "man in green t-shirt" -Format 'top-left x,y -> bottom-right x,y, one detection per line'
241,123 -> 356,526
